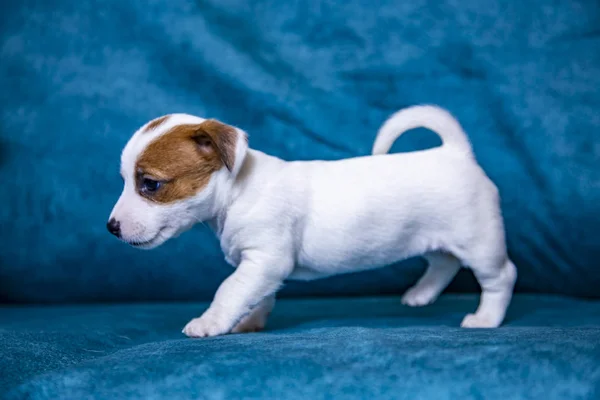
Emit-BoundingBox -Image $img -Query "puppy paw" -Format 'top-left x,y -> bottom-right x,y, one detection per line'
182,313 -> 230,338
460,313 -> 500,329
231,310 -> 270,334
231,317 -> 265,333
401,286 -> 438,307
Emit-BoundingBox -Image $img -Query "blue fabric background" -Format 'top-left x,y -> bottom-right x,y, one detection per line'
0,0 -> 599,302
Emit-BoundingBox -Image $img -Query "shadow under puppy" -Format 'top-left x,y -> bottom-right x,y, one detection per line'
107,105 -> 517,337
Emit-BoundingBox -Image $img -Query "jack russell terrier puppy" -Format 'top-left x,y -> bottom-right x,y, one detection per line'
108,105 -> 517,337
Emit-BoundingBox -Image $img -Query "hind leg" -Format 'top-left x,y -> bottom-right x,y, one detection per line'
401,252 -> 461,307
460,258 -> 517,328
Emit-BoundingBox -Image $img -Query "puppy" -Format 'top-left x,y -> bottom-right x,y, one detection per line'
108,105 -> 517,337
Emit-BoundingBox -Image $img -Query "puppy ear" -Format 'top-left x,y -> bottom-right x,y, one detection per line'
193,119 -> 248,177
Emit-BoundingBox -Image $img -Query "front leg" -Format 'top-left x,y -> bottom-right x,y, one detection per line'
231,294 -> 275,333
183,254 -> 290,338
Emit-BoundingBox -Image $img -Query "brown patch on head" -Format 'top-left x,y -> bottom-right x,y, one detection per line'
135,119 -> 238,203
142,115 -> 170,133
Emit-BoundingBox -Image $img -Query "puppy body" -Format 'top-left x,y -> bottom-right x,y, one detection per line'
109,106 -> 516,337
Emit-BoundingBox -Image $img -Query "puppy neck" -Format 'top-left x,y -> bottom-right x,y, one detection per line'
207,149 -> 282,236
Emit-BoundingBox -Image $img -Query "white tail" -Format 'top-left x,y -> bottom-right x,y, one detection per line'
372,105 -> 473,156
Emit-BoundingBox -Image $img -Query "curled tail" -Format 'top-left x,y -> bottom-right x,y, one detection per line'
372,105 -> 473,156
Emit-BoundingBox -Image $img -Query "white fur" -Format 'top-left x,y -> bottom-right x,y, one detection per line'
109,105 -> 517,337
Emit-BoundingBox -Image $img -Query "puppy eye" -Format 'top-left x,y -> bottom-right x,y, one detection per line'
141,178 -> 161,193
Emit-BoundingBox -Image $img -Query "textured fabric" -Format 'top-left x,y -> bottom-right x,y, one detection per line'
1,0 -> 600,303
2,295 -> 600,399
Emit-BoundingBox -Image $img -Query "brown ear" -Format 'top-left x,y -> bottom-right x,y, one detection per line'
192,119 -> 238,172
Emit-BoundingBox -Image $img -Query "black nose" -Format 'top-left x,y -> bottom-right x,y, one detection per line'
107,218 -> 121,238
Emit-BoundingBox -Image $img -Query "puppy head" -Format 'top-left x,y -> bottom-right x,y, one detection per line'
107,114 -> 248,249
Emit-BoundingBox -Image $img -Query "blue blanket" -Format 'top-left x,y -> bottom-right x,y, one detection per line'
2,295 -> 600,399
1,0 -> 599,302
